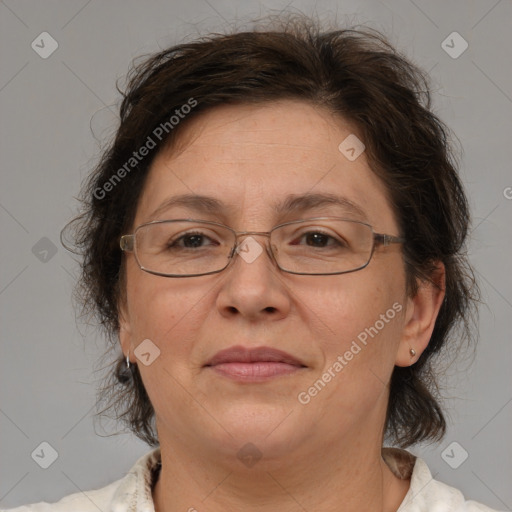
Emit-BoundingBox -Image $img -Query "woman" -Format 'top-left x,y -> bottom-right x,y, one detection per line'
6,15 -> 501,512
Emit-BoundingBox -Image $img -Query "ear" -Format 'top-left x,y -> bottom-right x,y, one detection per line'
118,297 -> 134,364
395,262 -> 446,367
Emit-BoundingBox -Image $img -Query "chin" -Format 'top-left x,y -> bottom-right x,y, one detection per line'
214,431 -> 305,470
212,403 -> 306,452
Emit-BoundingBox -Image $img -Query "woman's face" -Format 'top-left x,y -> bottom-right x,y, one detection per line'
119,100 -> 414,464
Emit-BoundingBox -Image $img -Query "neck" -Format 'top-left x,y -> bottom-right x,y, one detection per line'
152,433 -> 410,512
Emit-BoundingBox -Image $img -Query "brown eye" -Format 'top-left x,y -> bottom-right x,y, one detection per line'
303,232 -> 336,247
168,231 -> 218,249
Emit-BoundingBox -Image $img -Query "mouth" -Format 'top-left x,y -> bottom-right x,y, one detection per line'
204,345 -> 307,382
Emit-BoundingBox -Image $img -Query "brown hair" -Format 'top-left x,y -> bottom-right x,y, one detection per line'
63,15 -> 479,448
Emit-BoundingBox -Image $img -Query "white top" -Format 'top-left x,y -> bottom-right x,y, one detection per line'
1,447 -> 502,512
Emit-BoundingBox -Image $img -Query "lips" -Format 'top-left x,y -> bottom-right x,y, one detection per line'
205,346 -> 305,367
204,345 -> 306,381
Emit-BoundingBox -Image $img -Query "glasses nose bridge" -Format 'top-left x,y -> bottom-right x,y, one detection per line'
229,229 -> 275,261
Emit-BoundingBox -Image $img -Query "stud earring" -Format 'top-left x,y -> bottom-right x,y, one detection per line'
409,348 -> 416,357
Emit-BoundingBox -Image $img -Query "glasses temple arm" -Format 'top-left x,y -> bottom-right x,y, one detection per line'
374,233 -> 406,246
120,234 -> 135,252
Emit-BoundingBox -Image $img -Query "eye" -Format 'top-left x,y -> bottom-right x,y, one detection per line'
292,230 -> 347,248
168,231 -> 219,249
302,232 -> 336,247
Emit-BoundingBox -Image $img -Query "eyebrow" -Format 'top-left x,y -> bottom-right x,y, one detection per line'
277,193 -> 368,220
147,192 -> 368,222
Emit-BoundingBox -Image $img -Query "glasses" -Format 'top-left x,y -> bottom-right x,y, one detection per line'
120,217 -> 405,277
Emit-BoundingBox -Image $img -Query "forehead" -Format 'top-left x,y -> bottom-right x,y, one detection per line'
135,100 -> 397,231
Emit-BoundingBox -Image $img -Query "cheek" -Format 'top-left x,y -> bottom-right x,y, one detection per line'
300,285 -> 405,419
126,276 -> 211,405
296,269 -> 406,410
298,271 -> 404,343
125,268 -> 208,355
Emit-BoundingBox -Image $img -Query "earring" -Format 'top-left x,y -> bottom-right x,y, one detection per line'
409,348 -> 416,357
126,353 -> 130,369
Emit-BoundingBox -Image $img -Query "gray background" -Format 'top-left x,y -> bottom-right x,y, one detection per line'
1,0 -> 511,509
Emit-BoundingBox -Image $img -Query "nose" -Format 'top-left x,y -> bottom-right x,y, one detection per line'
215,234 -> 292,321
